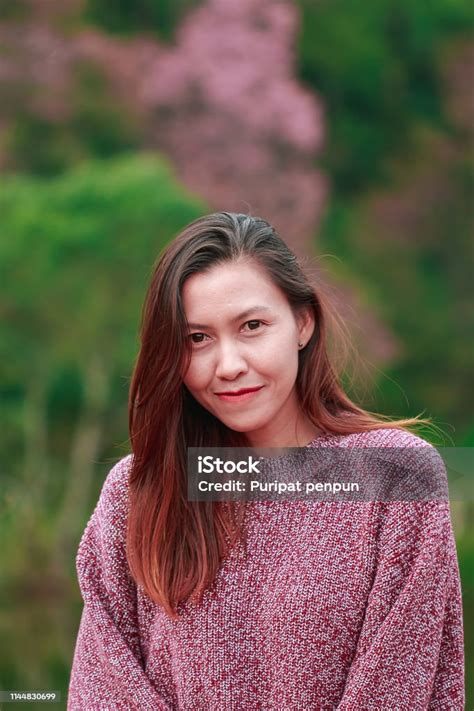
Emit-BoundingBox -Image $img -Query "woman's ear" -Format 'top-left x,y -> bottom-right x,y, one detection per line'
296,306 -> 315,348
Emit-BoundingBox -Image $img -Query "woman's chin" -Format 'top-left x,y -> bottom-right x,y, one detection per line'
222,418 -> 266,436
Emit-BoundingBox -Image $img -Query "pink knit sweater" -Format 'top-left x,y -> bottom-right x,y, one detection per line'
68,429 -> 465,710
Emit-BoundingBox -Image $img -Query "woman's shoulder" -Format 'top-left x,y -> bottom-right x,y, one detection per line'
347,428 -> 448,502
87,454 -> 135,534
101,453 -> 135,494
347,426 -> 443,464
76,454 -> 137,601
342,426 -> 434,449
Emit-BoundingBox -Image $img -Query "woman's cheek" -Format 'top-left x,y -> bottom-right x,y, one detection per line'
260,335 -> 295,369
187,353 -> 213,392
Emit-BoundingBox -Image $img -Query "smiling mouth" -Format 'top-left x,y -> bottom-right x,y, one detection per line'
215,385 -> 264,402
215,386 -> 264,396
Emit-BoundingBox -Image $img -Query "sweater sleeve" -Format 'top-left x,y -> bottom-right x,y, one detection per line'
336,493 -> 465,710
67,456 -> 172,711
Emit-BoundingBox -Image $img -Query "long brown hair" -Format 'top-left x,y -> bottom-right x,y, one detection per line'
127,211 -> 436,618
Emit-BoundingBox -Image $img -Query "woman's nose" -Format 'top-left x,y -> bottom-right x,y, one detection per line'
214,342 -> 249,380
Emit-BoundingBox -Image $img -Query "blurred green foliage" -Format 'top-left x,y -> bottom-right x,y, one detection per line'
296,0 -> 474,194
296,0 -> 473,446
0,0 -> 29,20
0,151 -> 207,564
5,61 -> 140,176
320,139 -> 473,444
83,0 -> 202,42
458,536 -> 474,702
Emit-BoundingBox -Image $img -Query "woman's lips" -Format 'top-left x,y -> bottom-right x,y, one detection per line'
215,385 -> 264,403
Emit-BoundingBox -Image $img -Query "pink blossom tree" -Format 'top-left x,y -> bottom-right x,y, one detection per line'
76,0 -> 328,256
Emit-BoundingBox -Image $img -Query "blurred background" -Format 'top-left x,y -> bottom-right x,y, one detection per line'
0,0 -> 472,707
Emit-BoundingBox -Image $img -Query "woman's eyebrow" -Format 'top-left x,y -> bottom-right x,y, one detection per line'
187,305 -> 273,330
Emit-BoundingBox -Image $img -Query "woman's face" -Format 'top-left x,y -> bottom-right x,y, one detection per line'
181,259 -> 316,447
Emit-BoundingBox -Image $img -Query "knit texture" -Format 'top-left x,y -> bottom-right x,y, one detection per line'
68,428 -> 465,710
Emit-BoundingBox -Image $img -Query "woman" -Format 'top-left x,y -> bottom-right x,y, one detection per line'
68,212 -> 464,710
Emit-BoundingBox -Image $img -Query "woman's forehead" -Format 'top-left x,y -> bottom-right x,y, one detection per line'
182,262 -> 288,320
182,260 -> 277,295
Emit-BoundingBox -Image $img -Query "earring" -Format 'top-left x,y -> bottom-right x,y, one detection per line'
298,342 -> 304,349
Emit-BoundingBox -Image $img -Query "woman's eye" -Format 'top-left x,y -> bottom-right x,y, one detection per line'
189,333 -> 207,343
244,320 -> 263,331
